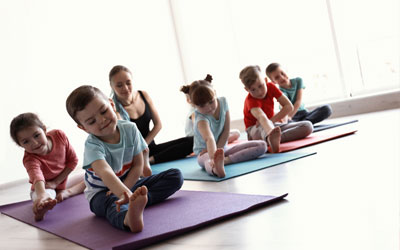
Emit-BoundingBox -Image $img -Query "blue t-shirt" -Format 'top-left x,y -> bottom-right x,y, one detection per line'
82,120 -> 147,202
193,97 -> 228,155
279,77 -> 306,111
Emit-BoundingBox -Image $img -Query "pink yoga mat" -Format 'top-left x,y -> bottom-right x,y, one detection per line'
276,129 -> 357,152
0,190 -> 287,250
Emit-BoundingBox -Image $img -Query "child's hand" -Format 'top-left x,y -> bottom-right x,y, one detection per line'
45,180 -> 58,189
115,191 -> 130,212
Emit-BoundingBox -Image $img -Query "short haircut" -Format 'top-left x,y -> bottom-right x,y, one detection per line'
66,85 -> 108,125
239,65 -> 262,88
109,65 -> 131,83
10,112 -> 46,145
265,62 -> 281,79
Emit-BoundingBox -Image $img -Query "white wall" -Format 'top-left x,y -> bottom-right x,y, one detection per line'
0,0 -> 187,183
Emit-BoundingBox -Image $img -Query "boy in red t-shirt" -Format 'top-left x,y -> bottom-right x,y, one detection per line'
239,65 -> 313,153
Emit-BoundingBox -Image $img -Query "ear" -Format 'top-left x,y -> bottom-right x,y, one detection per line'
77,124 -> 87,132
264,77 -> 269,83
244,86 -> 249,92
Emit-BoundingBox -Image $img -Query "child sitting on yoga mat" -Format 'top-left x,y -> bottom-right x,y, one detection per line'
239,65 -> 313,153
10,112 -> 85,221
184,74 -> 241,143
66,85 -> 183,232
180,75 -> 267,178
265,62 -> 332,124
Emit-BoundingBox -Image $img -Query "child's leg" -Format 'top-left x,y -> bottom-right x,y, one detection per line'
56,172 -> 86,202
131,168 -> 183,206
149,136 -> 194,164
224,140 -> 267,164
246,125 -> 267,141
123,186 -> 148,232
304,105 -> 332,124
31,189 -> 57,221
197,151 -> 225,177
142,147 -> 152,177
90,190 -> 131,230
227,129 -> 241,143
291,110 -> 308,122
279,121 -> 313,143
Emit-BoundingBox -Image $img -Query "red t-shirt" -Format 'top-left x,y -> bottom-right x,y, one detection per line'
23,129 -> 78,190
243,82 -> 283,128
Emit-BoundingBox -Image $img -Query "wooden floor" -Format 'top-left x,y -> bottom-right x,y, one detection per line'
1,109 -> 399,250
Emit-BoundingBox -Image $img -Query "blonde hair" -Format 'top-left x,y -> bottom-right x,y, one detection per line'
239,65 -> 262,88
180,74 -> 215,106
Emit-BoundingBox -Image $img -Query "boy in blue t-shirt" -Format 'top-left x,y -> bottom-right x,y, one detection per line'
66,85 -> 183,232
266,63 -> 332,124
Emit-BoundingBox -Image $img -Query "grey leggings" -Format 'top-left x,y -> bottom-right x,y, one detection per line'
246,120 -> 313,144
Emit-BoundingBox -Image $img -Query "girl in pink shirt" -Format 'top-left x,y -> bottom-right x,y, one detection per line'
10,112 -> 85,221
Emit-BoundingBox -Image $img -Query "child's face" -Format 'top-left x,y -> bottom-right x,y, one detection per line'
246,77 -> 267,99
195,98 -> 218,116
17,126 -> 51,155
268,67 -> 290,86
110,70 -> 133,100
76,95 -> 118,138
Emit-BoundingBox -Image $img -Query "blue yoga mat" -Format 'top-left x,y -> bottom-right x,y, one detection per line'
152,151 -> 315,181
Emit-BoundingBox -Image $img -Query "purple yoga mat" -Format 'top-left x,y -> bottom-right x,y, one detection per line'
0,190 -> 287,250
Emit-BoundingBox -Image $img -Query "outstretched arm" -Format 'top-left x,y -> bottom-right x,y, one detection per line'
142,91 -> 162,145
122,152 -> 143,190
91,159 -> 132,198
197,120 -> 217,159
216,110 -> 230,148
271,95 -> 293,123
250,107 -> 275,135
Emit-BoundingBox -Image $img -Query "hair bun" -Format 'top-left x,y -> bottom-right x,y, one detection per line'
204,74 -> 213,83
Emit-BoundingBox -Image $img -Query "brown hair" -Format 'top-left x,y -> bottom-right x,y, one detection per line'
180,74 -> 215,106
265,62 -> 280,80
66,85 -> 108,125
109,65 -> 132,83
239,65 -> 262,88
10,112 -> 46,145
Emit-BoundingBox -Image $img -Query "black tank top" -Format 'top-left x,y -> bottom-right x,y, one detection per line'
130,91 -> 154,144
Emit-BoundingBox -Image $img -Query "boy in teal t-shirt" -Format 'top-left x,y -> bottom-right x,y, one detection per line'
266,63 -> 332,124
66,85 -> 183,232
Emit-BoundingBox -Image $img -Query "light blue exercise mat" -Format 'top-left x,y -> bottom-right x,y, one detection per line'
151,151 -> 316,181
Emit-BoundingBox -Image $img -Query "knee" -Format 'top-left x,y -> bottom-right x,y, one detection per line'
302,121 -> 314,135
167,168 -> 184,189
321,105 -> 332,117
257,140 -> 268,154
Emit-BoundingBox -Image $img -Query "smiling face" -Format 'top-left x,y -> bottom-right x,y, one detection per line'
246,76 -> 268,99
268,66 -> 290,87
76,95 -> 118,141
110,70 -> 133,101
17,126 -> 51,155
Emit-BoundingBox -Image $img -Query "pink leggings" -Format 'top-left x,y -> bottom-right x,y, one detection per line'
197,140 -> 267,174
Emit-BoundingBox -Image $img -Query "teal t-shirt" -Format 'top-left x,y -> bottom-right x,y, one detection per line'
193,97 -> 228,155
82,120 -> 147,202
279,77 -> 306,111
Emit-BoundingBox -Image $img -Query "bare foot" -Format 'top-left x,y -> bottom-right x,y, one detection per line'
56,189 -> 73,203
142,164 -> 152,177
212,148 -> 226,178
267,127 -> 281,153
34,198 -> 57,221
124,186 -> 148,233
